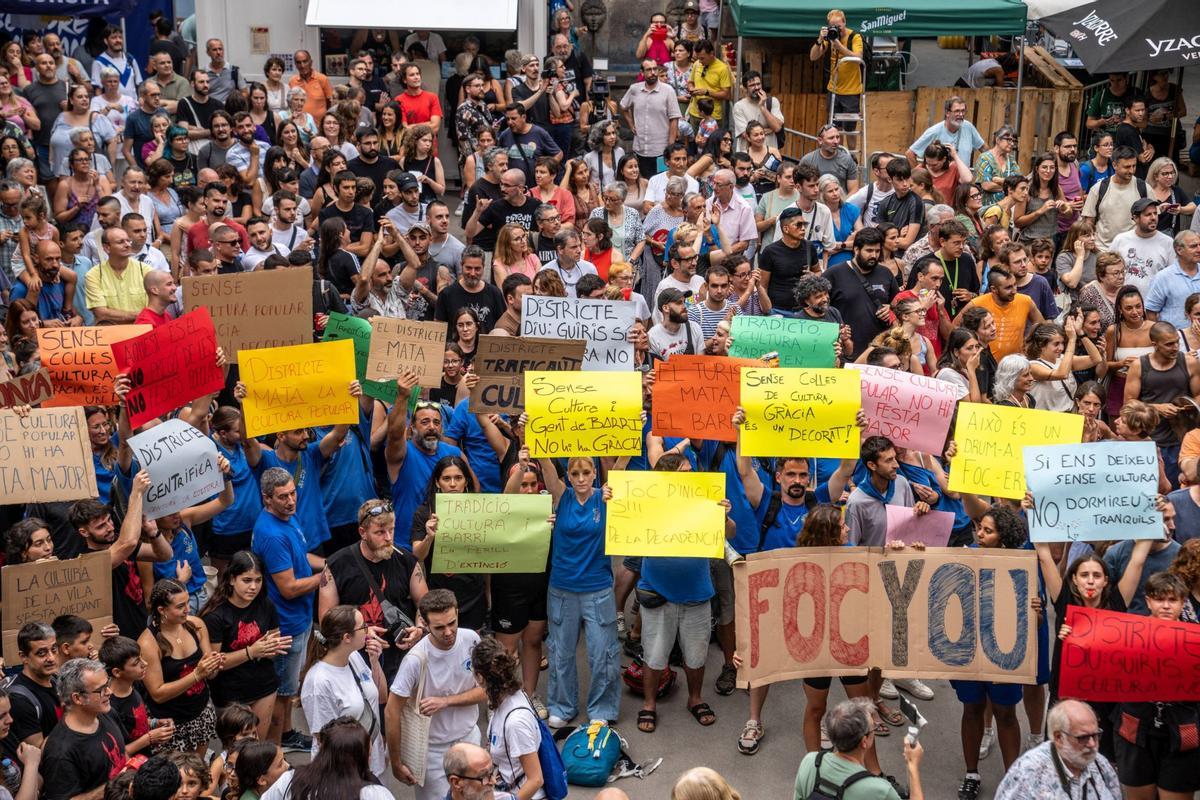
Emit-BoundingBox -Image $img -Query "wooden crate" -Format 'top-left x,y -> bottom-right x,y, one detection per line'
1022,45 -> 1083,90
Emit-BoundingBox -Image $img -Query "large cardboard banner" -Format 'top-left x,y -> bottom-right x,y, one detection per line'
37,325 -> 150,406
321,312 -> 397,404
948,403 -> 1083,499
651,355 -> 761,442
184,267 -> 313,363
605,470 -> 726,557
128,418 -> 224,519
2,551 -> 112,662
431,494 -> 552,573
0,407 -> 98,503
1024,441 -> 1162,542
1060,606 -> 1200,702
847,364 -> 966,454
0,367 -> 54,408
728,316 -> 839,367
111,309 -> 225,429
739,367 -> 861,458
469,335 -> 586,414
735,547 -> 1037,687
520,296 -> 636,371
239,340 -> 358,437
365,318 -> 447,389
524,370 -> 642,457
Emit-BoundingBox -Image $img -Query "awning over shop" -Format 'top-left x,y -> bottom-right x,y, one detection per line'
1037,0 -> 1200,72
727,0 -> 1027,38
305,0 -> 519,31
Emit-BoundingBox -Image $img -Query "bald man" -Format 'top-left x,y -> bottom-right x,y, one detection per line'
467,167 -> 536,246
995,699 -> 1120,799
706,167 -> 757,258
11,240 -> 80,326
444,743 -> 516,800
134,269 -> 178,328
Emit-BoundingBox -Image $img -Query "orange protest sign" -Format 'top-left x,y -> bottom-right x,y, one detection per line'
651,355 -> 760,442
37,325 -> 151,406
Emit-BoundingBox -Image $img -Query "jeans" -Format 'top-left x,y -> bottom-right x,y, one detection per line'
273,623 -> 311,697
546,585 -> 620,723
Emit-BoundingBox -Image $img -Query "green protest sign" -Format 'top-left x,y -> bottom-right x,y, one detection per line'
322,312 -> 398,403
729,316 -> 839,367
432,494 -> 552,573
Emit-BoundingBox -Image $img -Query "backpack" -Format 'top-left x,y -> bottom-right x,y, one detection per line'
561,721 -> 623,787
621,656 -> 678,698
804,751 -> 889,800
757,489 -> 819,551
1096,175 -> 1147,209
500,701 -> 568,800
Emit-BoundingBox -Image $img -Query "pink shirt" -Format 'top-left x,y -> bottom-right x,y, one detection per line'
707,193 -> 757,246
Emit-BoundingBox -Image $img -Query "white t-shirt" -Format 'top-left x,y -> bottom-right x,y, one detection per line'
769,200 -> 836,250
1109,229 -> 1176,295
488,693 -> 546,800
962,58 -> 1002,88
261,770 -> 394,800
301,652 -> 386,778
404,32 -> 447,58
115,192 -> 156,228
652,274 -> 705,324
242,243 -> 292,271
271,222 -> 309,252
846,182 -> 894,227
390,629 -> 481,745
644,171 -> 700,206
648,320 -> 703,360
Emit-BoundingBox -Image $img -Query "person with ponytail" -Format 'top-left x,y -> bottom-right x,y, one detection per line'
299,605 -> 387,779
473,637 -> 545,800
268,717 -> 393,800
200,550 -> 291,739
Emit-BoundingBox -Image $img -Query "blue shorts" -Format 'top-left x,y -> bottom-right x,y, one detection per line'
951,679 -> 1023,706
273,624 -> 310,697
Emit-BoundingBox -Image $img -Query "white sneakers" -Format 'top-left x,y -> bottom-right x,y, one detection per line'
979,727 -> 995,759
879,677 -> 935,700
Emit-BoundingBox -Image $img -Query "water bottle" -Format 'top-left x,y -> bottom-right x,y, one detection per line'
1,758 -> 21,792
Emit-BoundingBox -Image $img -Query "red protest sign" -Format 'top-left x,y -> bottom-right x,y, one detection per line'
651,355 -> 761,442
1059,605 -> 1200,702
111,309 -> 225,428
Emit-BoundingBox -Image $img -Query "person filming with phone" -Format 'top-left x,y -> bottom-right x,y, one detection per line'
732,70 -> 784,151
809,9 -> 864,131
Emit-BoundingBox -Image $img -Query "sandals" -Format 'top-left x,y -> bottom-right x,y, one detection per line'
688,702 -> 717,726
875,700 -> 903,730
637,709 -> 657,733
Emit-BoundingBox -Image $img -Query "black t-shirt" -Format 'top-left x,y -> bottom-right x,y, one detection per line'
411,504 -> 487,631
202,597 -> 282,706
875,191 -> 926,247
478,197 -> 536,247
177,95 -> 224,131
320,203 -> 377,245
39,714 -> 127,800
106,686 -> 151,743
326,250 -> 361,297
533,233 -> 556,265
112,558 -> 148,639
826,261 -> 901,359
347,155 -> 399,206
759,239 -> 819,312
511,81 -> 551,129
1114,122 -> 1149,176
463,178 -> 505,251
8,674 -> 60,742
25,502 -> 85,560
166,151 -> 198,186
909,251 -> 980,318
21,80 -> 67,147
327,545 -> 420,681
433,282 -> 506,334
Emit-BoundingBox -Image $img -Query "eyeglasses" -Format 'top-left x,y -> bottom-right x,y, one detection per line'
1063,729 -> 1103,745
82,681 -> 113,696
214,238 -> 239,245
454,767 -> 499,784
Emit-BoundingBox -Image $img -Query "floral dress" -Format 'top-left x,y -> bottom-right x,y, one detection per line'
974,149 -> 1020,206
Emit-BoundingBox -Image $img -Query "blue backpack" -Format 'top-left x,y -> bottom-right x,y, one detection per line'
499,702 -> 568,800
561,721 -> 623,787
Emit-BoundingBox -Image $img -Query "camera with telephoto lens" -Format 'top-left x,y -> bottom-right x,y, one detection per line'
825,25 -> 842,40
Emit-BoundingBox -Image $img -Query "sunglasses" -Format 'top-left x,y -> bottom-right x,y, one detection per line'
414,400 -> 440,411
358,502 -> 393,524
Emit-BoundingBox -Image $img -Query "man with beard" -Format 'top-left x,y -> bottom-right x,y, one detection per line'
433,247 -> 503,333
186,181 -> 249,253
469,168 -> 537,249
134,269 -> 177,327
123,213 -> 170,272
197,110 -> 236,171
177,71 -> 223,149
994,700 -> 1120,799
846,435 -> 928,548
386,220 -> 453,320
39,658 -> 129,799
426,201 -> 464,275
347,128 -> 398,206
43,31 -> 87,86
531,203 -> 561,264
826,226 -> 900,358
461,148 -> 508,252
1111,198 -> 1175,293
10,240 -> 80,325
958,266 -> 1043,360
759,206 -> 819,317
241,216 -> 290,271
793,273 -> 854,356
544,228 -> 597,298
1114,95 -> 1156,179
270,190 -> 309,251
122,81 -> 163,170
620,58 -> 679,179
731,152 -> 757,205
1054,132 -> 1084,245
9,623 -> 61,747
226,112 -> 262,184
497,103 -> 559,186
911,218 -> 978,318
649,284 -> 703,360
90,24 -> 141,97
454,74 -> 495,155
551,33 -> 593,97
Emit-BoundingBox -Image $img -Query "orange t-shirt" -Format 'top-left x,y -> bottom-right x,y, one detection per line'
969,292 -> 1036,360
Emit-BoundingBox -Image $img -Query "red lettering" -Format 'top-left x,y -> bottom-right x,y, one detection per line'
747,568 -> 779,669
782,562 -> 825,663
829,561 -> 869,666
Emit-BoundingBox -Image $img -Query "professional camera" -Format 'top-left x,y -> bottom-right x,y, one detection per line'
825,24 -> 842,41
589,74 -> 610,101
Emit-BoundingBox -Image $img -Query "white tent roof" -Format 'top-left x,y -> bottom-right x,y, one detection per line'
1023,0 -> 1090,19
305,0 -> 519,31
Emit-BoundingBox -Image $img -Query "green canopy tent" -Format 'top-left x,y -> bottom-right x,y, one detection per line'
726,0 -> 1028,39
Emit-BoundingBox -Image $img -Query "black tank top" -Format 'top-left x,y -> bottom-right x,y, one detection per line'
1138,352 -> 1189,445
146,624 -> 211,721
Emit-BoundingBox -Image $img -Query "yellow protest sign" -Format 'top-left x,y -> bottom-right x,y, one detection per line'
524,371 -> 642,457
239,340 -> 358,437
948,402 -> 1084,499
606,470 -> 726,557
739,368 -> 861,458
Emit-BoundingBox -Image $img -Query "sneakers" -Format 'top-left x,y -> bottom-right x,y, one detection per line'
1025,732 -> 1044,752
978,727 -> 995,759
616,612 -> 626,638
531,696 -> 549,720
957,774 -> 981,800
453,204 -> 463,217
281,729 -> 312,752
737,720 -> 764,755
893,678 -> 935,701
715,663 -> 737,696
547,714 -> 573,729
878,678 -> 899,699
820,719 -> 832,750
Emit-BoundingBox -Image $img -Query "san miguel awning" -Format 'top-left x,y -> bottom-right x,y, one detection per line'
727,0 -> 1027,38
1036,0 -> 1200,72
0,0 -> 136,16
305,0 -> 519,31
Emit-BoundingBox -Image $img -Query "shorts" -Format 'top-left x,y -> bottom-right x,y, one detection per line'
209,530 -> 253,560
699,9 -> 720,30
273,624 -> 311,697
157,702 -> 217,754
710,558 -> 735,626
622,556 -> 642,573
641,601 -> 711,670
803,674 -> 869,690
951,679 -> 1023,706
187,582 -> 210,615
490,573 -> 548,634
1115,726 -> 1200,793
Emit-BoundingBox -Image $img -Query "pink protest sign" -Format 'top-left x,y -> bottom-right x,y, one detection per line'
848,364 -> 967,455
885,505 -> 955,548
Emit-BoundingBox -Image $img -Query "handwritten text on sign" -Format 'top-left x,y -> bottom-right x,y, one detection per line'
521,296 -> 636,371
606,470 -> 725,557
432,494 -> 552,573
0,407 -> 98,503
37,325 -> 149,406
365,317 -> 447,389
524,370 -> 642,457
239,340 -> 357,438
184,266 -> 312,363
1059,606 -> 1200,702
651,355 -> 761,442
948,403 -> 1083,499
1,551 -> 112,662
739,368 -> 861,458
1025,441 -> 1162,542
321,312 -> 397,404
729,316 -> 839,367
0,367 -> 54,408
848,364 -> 965,454
469,335 -> 586,414
111,308 -> 225,429
128,418 -> 224,519
734,547 -> 1036,687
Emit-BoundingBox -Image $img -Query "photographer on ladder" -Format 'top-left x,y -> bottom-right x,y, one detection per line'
808,9 -> 864,132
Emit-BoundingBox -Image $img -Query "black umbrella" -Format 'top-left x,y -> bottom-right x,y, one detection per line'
1038,0 -> 1200,72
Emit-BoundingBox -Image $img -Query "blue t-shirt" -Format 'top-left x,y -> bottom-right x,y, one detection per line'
898,461 -> 970,535
756,483 -> 833,552
444,398 -> 501,493
212,438 -> 262,536
251,509 -> 314,636
258,444 -> 330,551
10,280 -> 66,322
391,440 -> 462,548
152,524 -> 206,594
93,451 -> 116,505
625,420 -> 654,472
639,555 -> 714,604
317,412 -> 375,528
550,489 -> 610,592
1104,538 -> 1180,615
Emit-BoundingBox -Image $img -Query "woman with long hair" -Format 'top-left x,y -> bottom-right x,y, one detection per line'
316,217 -> 358,297
819,173 -> 861,266
1102,284 -> 1155,417
246,82 -> 276,145
922,141 -> 971,206
5,298 -> 38,350
376,102 -> 404,159
532,268 -> 567,298
460,124 -> 495,196
1169,538 -> 1200,622
910,166 -> 940,205
615,153 -> 648,212
1179,294 -> 1200,358
744,121 -> 781,199
992,353 -> 1035,407
583,119 -> 623,194
560,158 -> 599,228
754,163 -> 800,248
309,148 -> 348,218
233,740 -> 289,800
952,182 -> 985,254
146,159 -> 182,235
664,41 -> 694,116
544,56 -> 578,159
974,125 -> 1020,205
688,129 -> 734,189
0,71 -> 36,137
1015,152 -> 1068,242
980,174 -> 1027,233
82,404 -> 126,505
1025,318 -> 1103,412
492,223 -> 541,285
412,456 -> 488,629
581,216 -> 622,281
1055,218 -> 1098,305
888,297 -> 937,375
452,307 -> 480,367
473,638 -> 546,798
320,112 -> 358,160
272,717 -> 392,800
1075,380 -> 1115,442
1078,133 -> 1115,193
530,156 -> 575,226
200,550 -> 290,739
592,180 -> 645,264
876,222 -> 904,282
3,517 -> 53,564
400,123 -> 445,202
672,767 -> 742,800
1079,250 -> 1125,332
299,606 -> 387,778
139,579 -> 222,753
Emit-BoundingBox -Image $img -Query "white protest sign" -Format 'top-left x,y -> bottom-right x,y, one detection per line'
128,419 -> 224,519
520,296 -> 636,371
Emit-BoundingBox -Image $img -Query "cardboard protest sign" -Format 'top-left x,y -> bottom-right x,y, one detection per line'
729,316 -> 839,367
365,318 -> 447,389
521,296 -> 637,370
2,551 -> 112,662
127,418 -> 224,519
431,494 -> 552,573
470,335 -> 586,414
735,547 -> 1037,687
239,340 -> 358,437
847,364 -> 966,454
0,407 -> 98,503
885,505 -> 955,548
605,470 -> 725,557
1024,441 -> 1162,542
651,355 -> 761,442
524,370 -> 642,457
37,325 -> 150,406
948,403 -> 1084,499
739,368 -> 861,458
0,367 -> 54,408
184,267 -> 312,363
111,309 -> 225,428
321,312 -> 397,404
